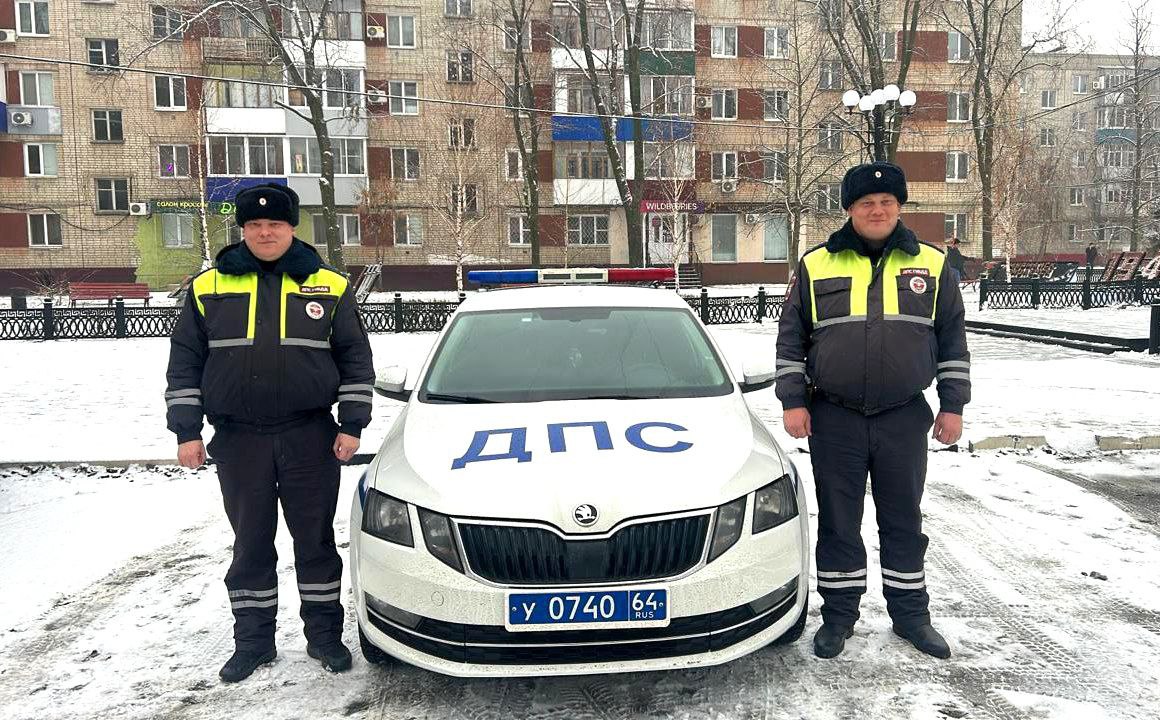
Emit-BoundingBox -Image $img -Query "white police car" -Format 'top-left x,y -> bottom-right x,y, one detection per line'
350,268 -> 810,677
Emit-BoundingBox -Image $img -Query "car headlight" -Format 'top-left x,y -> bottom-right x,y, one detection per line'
418,508 -> 464,573
362,488 -> 414,547
708,496 -> 746,562
752,474 -> 798,534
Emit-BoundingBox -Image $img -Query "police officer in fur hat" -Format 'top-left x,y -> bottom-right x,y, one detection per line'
165,183 -> 375,681
774,162 -> 971,659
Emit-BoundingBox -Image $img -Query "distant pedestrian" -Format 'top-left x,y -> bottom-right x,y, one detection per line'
1085,242 -> 1098,280
946,237 -> 966,286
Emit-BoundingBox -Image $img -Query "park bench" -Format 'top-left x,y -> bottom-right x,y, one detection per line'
67,282 -> 151,307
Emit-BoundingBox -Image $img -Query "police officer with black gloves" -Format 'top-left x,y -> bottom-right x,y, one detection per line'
164,183 -> 375,682
775,162 -> 970,660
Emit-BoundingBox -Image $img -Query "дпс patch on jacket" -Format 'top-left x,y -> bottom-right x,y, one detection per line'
774,219 -> 971,416
164,239 -> 375,442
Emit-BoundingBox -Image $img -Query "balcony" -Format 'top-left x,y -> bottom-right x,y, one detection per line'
201,37 -> 279,63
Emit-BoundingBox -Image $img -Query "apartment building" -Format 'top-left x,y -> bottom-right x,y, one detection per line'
0,0 -> 994,292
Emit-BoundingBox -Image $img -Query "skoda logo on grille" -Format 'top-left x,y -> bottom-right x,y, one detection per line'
573,504 -> 599,527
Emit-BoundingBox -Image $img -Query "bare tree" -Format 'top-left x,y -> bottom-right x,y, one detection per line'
1115,1 -> 1160,251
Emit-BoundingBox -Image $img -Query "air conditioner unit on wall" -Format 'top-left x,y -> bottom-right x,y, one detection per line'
1093,77 -> 1107,90
0,29 -> 16,43
720,179 -> 737,193
696,96 -> 712,109
367,89 -> 388,104
9,111 -> 32,126
366,25 -> 385,40
128,202 -> 150,216
744,213 -> 761,224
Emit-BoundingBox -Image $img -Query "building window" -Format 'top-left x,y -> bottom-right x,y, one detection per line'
1073,149 -> 1087,168
711,26 -> 736,58
19,71 -> 54,106
817,0 -> 842,29
388,81 -> 419,115
446,50 -> 474,82
28,213 -> 62,247
764,89 -> 789,121
87,39 -> 120,70
504,84 -> 533,115
560,143 -> 613,179
162,214 -> 196,248
395,214 -> 422,245
151,6 -> 183,39
1104,185 -> 1124,204
819,60 -> 842,90
95,178 -> 130,213
24,143 -> 58,177
712,89 -> 737,120
92,110 -> 124,142
711,214 -> 737,261
1064,224 -> 1078,243
765,27 -> 789,59
566,75 -> 598,114
644,143 -> 694,179
445,0 -> 472,18
1098,106 -> 1128,129
948,92 -> 970,122
879,30 -> 896,61
946,151 -> 970,181
818,122 -> 843,152
225,221 -> 243,244
1040,90 -> 1056,109
712,151 -> 738,181
312,214 -> 362,246
642,76 -> 692,115
763,216 -> 789,261
1072,111 -> 1088,131
449,118 -> 476,148
508,215 -> 532,245
206,65 -> 283,108
1069,187 -> 1085,206
1100,143 -> 1135,167
335,138 -> 365,175
388,15 -> 416,48
449,184 -> 479,214
503,20 -> 530,50
817,183 -> 841,211
288,138 -> 321,174
646,214 -> 687,249
16,0 -> 49,35
641,10 -> 693,50
948,31 -> 970,63
551,4 -> 612,49
1039,127 -> 1056,147
1073,74 -> 1089,94
567,215 -> 609,245
763,151 -> 787,182
208,136 -> 284,175
505,149 -> 522,180
158,144 -> 191,178
944,213 -> 967,240
324,69 -> 362,107
154,76 -> 187,110
388,148 -> 420,180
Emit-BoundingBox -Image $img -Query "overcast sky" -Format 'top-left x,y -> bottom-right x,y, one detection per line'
1024,0 -> 1160,54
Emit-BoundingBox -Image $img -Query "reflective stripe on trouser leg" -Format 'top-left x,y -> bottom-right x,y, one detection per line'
275,416 -> 345,646
216,429 -> 280,652
869,396 -> 933,629
807,396 -> 872,628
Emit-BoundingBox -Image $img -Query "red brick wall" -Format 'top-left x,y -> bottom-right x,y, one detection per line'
539,214 -> 566,247
0,213 -> 26,248
695,151 -> 711,181
359,212 -> 392,246
532,20 -> 551,53
365,13 -> 385,46
909,30 -> 948,63
738,26 -> 764,58
536,149 -> 553,182
895,151 -> 945,183
700,262 -> 788,285
6,70 -> 19,103
740,151 -> 763,179
532,83 -> 553,111
737,88 -> 763,121
0,142 -> 23,177
904,212 -> 945,242
910,91 -> 946,123
694,25 -> 710,57
0,0 -> 15,26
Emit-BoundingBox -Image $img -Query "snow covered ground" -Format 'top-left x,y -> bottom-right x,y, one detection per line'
2,321 -> 1159,719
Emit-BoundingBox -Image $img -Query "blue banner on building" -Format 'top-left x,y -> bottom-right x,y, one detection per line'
205,177 -> 288,202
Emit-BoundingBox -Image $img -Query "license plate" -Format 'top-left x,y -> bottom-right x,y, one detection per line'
506,588 -> 669,631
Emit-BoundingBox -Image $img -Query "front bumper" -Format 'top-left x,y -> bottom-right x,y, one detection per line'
351,494 -> 809,677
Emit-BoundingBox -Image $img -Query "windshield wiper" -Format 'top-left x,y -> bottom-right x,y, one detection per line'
581,393 -> 662,400
424,392 -> 497,404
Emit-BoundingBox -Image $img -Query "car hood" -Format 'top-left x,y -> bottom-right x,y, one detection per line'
370,394 -> 791,533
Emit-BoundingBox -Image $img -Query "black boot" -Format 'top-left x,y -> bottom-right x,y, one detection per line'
812,623 -> 854,659
307,640 -> 353,672
893,623 -> 951,659
219,647 -> 277,683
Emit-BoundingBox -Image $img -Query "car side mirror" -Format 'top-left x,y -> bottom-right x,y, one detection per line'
740,358 -> 776,393
374,365 -> 410,402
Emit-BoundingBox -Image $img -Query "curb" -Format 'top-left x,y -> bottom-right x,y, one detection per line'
0,453 -> 377,470
967,435 -> 1050,452
1095,435 -> 1160,451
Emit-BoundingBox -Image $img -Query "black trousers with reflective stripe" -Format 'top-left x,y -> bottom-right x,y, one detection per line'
209,414 -> 344,652
807,394 -> 933,629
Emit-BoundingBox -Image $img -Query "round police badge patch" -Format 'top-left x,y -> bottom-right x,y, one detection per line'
305,301 -> 325,320
909,276 -> 928,294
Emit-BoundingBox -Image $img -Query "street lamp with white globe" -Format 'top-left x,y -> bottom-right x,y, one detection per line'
841,84 -> 916,162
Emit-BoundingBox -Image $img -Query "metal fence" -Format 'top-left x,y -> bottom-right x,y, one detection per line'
979,277 -> 1160,310
1,288 -> 786,341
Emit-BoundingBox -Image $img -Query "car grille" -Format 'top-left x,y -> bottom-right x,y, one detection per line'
456,514 -> 711,585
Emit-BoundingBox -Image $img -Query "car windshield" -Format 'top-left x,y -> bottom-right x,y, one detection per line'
420,306 -> 733,403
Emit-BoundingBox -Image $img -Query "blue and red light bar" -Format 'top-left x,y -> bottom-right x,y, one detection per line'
467,268 -> 675,286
